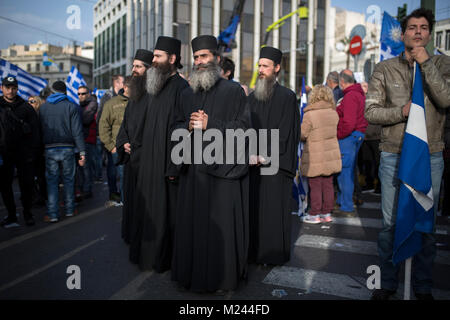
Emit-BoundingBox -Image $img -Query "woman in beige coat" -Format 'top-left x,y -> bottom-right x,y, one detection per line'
301,85 -> 342,224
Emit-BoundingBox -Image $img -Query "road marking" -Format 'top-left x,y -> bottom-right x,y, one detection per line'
331,216 -> 449,234
263,265 -> 450,300
0,235 -> 107,293
109,271 -> 154,300
0,206 -> 106,251
295,234 -> 450,266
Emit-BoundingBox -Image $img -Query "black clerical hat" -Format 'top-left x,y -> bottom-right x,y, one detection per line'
191,35 -> 218,53
154,36 -> 183,69
259,46 -> 282,65
134,49 -> 154,66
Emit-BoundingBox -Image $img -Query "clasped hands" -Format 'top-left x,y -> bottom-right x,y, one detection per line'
189,110 -> 208,131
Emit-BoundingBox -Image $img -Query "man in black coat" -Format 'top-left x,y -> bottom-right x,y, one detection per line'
0,76 -> 41,227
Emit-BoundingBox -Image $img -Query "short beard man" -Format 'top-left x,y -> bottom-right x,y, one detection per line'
128,73 -> 147,102
146,60 -> 174,96
253,72 -> 277,102
190,60 -> 222,93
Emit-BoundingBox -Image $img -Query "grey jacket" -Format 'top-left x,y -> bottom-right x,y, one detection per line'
365,51 -> 450,154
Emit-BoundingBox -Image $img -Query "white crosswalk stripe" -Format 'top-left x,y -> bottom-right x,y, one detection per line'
262,201 -> 450,300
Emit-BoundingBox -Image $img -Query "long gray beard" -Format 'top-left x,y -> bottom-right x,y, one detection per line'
146,63 -> 172,96
254,75 -> 276,102
128,74 -> 147,102
190,61 -> 221,93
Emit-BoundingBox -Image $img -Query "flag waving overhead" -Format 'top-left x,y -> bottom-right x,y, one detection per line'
292,77 -> 308,216
66,66 -> 87,105
43,53 -> 61,71
0,58 -> 48,100
380,12 -> 405,61
393,64 -> 434,265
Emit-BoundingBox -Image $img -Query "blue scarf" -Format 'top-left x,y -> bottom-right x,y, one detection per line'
47,93 -> 68,104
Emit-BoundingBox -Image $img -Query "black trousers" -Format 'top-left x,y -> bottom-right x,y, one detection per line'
0,153 -> 34,220
443,148 -> 450,216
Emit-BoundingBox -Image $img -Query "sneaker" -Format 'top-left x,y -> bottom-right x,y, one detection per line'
370,289 -> 396,300
25,217 -> 35,226
43,215 -> 59,223
1,216 -> 20,228
320,213 -> 333,223
301,214 -> 321,224
362,185 -> 375,193
114,201 -> 124,207
65,209 -> 79,217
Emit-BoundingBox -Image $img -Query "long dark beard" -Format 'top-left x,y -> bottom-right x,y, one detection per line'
128,73 -> 147,102
254,74 -> 276,102
146,61 -> 174,96
190,60 -> 221,93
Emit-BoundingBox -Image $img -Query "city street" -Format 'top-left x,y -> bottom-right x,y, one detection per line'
1,176 -> 449,302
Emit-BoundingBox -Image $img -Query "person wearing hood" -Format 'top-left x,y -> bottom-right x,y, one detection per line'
335,70 -> 368,214
39,81 -> 86,223
0,76 -> 41,227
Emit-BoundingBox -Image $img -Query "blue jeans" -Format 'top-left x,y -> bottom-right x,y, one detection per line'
45,147 -> 76,218
378,151 -> 444,294
106,151 -> 118,194
111,152 -> 124,202
94,136 -> 104,180
77,143 -> 96,193
337,131 -> 365,212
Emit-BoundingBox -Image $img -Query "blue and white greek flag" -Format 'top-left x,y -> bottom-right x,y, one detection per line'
380,12 -> 405,61
66,66 -> 86,105
292,77 -> 309,216
393,64 -> 434,265
0,58 -> 48,100
93,88 -> 106,104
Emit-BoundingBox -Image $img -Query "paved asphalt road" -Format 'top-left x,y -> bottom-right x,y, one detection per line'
1,176 -> 449,313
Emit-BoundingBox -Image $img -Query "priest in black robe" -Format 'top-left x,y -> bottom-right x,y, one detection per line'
171,35 -> 251,293
131,36 -> 191,272
115,49 -> 153,245
248,46 -> 300,266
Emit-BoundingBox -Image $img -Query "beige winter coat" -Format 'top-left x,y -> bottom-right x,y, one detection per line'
301,101 -> 342,177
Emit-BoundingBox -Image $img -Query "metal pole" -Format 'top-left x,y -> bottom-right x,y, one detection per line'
306,0 -> 314,87
404,257 -> 412,300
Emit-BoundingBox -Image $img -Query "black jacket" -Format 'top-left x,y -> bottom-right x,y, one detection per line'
0,95 -> 41,158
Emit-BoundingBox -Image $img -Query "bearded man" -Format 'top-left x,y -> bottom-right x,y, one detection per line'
247,46 -> 300,266
171,35 -> 251,293
116,49 -> 153,245
129,36 -> 191,272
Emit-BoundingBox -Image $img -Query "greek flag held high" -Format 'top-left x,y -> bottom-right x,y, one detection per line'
380,12 -> 405,61
0,58 -> 48,100
66,66 -> 87,104
393,64 -> 434,265
292,77 -> 308,216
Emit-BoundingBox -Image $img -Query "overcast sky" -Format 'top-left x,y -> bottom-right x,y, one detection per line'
0,0 -> 448,49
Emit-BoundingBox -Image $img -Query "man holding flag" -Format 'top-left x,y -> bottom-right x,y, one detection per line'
365,8 -> 450,300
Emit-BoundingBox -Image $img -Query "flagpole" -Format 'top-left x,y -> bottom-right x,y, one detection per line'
404,258 -> 412,300
403,61 -> 417,301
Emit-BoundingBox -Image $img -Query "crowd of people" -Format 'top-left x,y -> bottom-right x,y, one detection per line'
0,8 -> 449,300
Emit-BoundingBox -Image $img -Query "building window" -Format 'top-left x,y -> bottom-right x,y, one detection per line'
436,31 -> 442,48
45,65 -> 49,71
27,64 -> 31,72
59,62 -> 64,71
122,15 -> 127,59
36,63 -> 40,72
446,30 -> 450,51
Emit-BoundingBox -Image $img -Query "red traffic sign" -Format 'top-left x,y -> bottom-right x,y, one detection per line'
349,35 -> 362,56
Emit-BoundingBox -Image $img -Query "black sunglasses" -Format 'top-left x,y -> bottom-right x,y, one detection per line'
78,92 -> 89,96
29,100 -> 36,103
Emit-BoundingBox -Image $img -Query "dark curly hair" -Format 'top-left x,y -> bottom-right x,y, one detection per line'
401,8 -> 435,34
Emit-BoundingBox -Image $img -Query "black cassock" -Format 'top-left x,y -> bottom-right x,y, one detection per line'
116,93 -> 151,246
171,78 -> 251,292
248,82 -> 300,265
132,73 -> 190,272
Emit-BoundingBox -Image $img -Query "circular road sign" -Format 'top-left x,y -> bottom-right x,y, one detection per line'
349,35 -> 363,56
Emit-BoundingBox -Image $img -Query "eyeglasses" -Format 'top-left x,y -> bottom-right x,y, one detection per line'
29,100 -> 36,104
78,92 -> 89,96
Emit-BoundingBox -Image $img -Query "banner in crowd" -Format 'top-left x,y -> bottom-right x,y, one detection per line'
0,58 -> 48,100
